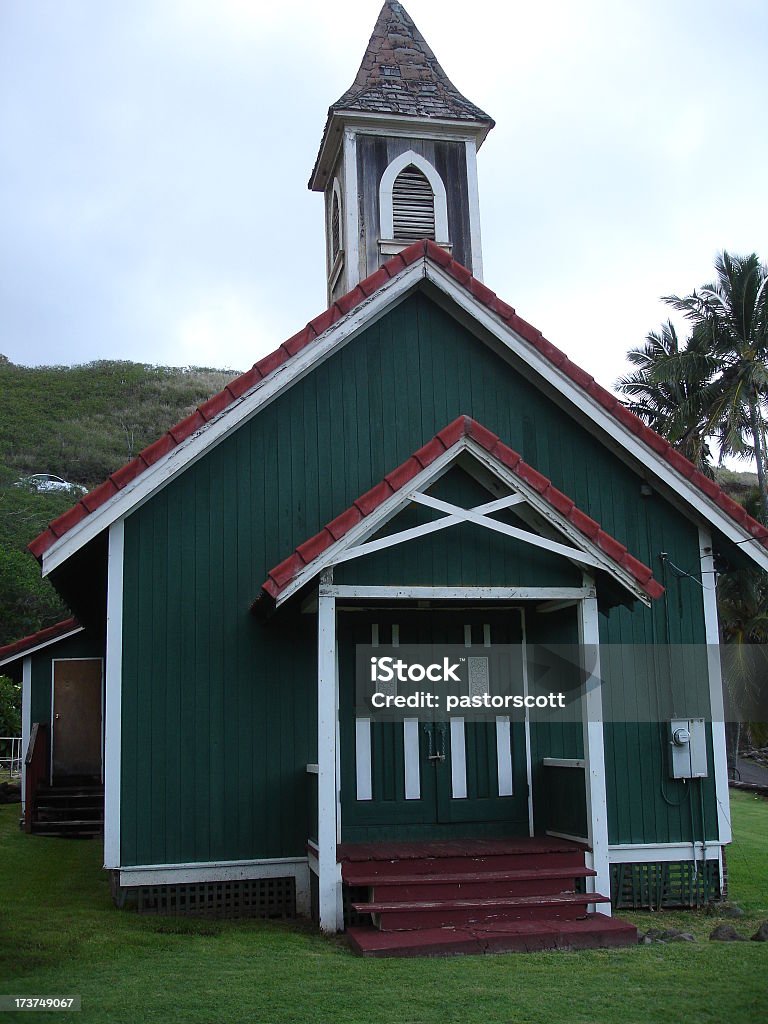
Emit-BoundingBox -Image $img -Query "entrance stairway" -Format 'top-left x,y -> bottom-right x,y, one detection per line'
30,779 -> 104,838
341,837 -> 636,956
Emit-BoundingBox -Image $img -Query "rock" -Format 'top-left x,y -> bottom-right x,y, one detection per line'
751,922 -> 768,942
721,904 -> 745,918
0,782 -> 21,805
709,924 -> 747,941
639,927 -> 695,944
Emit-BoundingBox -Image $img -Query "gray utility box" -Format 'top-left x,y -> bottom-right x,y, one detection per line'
669,718 -> 708,779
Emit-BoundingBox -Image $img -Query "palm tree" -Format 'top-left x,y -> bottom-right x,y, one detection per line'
663,252 -> 768,521
616,320 -> 714,474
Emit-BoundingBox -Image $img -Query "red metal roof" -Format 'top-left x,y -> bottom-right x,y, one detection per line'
28,238 -> 768,563
0,617 -> 80,664
260,414 -> 666,603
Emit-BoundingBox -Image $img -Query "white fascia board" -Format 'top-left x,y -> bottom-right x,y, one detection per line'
424,264 -> 768,573
609,842 -> 721,863
40,262 -> 426,578
0,626 -> 84,669
328,585 -> 592,600
119,857 -> 309,888
343,113 -> 489,144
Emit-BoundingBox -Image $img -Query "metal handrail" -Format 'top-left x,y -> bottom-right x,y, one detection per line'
0,736 -> 22,777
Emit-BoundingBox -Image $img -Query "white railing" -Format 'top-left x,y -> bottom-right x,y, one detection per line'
0,737 -> 22,777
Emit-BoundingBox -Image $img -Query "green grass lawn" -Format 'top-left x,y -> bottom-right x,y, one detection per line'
0,792 -> 766,1024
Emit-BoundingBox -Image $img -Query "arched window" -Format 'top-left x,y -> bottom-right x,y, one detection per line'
379,150 -> 449,249
331,188 -> 341,261
392,165 -> 435,241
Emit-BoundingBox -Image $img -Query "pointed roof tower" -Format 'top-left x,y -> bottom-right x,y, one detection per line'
310,1 -> 494,191
311,2 -> 494,301
332,0 -> 494,123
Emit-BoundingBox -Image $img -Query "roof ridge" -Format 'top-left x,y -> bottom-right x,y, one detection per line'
259,415 -> 665,603
28,238 -> 768,563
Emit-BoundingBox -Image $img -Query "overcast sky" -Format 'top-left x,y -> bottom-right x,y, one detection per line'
1,0 -> 767,396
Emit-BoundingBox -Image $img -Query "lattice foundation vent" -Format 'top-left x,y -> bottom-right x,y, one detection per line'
130,877 -> 296,918
611,860 -> 720,910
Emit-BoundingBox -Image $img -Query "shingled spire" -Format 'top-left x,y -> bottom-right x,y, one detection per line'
311,1 -> 494,302
331,0 -> 494,124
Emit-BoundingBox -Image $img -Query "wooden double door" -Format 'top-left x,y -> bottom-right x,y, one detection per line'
339,610 -> 530,842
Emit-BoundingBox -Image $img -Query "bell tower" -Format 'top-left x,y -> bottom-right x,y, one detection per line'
309,1 -> 494,305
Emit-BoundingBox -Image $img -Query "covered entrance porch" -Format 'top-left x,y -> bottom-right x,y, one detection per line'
257,416 -> 664,940
312,584 -> 611,938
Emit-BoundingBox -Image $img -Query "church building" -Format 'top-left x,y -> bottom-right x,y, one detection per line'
2,1 -> 766,956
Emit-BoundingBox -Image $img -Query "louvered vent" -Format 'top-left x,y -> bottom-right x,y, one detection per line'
331,192 -> 341,260
392,166 -> 435,241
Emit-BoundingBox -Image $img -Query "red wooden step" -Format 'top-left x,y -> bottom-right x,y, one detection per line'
338,837 -> 584,860
354,891 -> 611,931
347,913 -> 637,957
342,851 -> 587,877
342,864 -> 593,888
338,838 -> 588,877
365,879 -> 586,902
343,866 -> 597,887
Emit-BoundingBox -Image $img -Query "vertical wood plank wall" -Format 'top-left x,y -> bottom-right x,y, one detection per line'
119,292 -> 720,866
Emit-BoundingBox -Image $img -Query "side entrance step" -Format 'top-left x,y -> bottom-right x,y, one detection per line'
31,783 -> 104,839
340,837 -> 637,957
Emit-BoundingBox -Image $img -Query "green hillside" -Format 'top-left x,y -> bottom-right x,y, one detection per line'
0,355 -> 237,646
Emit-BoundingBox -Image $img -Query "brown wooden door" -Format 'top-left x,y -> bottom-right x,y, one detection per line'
52,660 -> 103,777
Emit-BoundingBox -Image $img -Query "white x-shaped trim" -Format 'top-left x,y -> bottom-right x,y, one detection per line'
331,488 -> 601,571
410,492 -> 602,569
331,492 -> 525,565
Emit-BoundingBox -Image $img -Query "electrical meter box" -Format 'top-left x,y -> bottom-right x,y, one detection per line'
669,718 -> 708,779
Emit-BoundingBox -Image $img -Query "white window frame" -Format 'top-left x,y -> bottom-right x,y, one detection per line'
327,178 -> 344,293
379,150 -> 449,249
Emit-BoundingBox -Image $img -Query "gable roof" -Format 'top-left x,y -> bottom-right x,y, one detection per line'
330,1 -> 493,125
259,414 -> 665,607
0,617 -> 82,668
29,239 -> 768,578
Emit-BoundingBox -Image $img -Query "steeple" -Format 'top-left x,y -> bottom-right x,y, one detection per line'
310,1 -> 494,304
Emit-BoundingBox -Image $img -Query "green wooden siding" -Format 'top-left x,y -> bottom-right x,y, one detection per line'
121,289 -> 718,864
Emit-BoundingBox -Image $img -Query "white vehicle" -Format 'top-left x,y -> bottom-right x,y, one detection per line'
14,473 -> 88,495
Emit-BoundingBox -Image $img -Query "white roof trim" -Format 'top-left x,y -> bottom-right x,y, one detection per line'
39,255 -> 768,577
0,626 -> 84,668
271,439 -> 654,608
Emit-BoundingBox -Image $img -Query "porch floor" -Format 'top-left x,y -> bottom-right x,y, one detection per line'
338,835 -> 588,862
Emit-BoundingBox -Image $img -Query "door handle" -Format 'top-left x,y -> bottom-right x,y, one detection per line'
423,723 -> 445,763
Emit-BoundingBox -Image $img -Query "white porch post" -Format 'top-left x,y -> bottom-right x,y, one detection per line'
699,527 -> 732,850
578,594 -> 611,914
317,575 -> 341,932
21,656 -> 31,817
